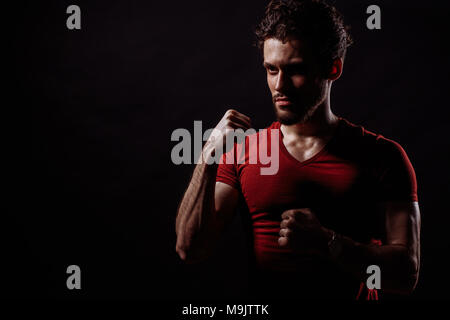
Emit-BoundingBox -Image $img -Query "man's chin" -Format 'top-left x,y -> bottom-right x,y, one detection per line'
275,107 -> 308,125
274,102 -> 320,125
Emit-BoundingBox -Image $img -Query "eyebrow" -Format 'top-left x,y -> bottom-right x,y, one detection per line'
263,61 -> 306,68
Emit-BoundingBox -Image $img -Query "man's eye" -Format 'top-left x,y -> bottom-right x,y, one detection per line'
287,65 -> 307,75
266,66 -> 278,74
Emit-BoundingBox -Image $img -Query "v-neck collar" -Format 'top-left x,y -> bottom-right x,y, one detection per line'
275,118 -> 343,167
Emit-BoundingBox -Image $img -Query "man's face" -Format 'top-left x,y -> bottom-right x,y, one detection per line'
263,37 -> 328,125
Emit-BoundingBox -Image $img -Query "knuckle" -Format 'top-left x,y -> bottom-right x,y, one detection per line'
285,218 -> 294,226
278,237 -> 288,246
292,211 -> 301,219
226,114 -> 236,123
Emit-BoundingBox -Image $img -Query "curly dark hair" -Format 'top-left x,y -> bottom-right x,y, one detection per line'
255,0 -> 353,73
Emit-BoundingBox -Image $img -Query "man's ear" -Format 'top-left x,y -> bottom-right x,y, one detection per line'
328,58 -> 343,81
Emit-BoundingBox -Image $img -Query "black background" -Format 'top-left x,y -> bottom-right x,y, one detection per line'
9,0 -> 450,300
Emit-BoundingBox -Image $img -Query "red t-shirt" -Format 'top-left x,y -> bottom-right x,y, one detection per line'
216,117 -> 418,298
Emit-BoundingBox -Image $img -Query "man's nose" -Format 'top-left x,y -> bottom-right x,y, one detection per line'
275,70 -> 289,92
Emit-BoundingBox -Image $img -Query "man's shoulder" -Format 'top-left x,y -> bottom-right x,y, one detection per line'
336,118 -> 409,160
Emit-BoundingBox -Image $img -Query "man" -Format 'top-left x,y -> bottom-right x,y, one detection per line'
175,0 -> 420,299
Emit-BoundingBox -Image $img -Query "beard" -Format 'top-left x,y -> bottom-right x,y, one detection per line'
273,81 -> 327,125
273,101 -> 318,125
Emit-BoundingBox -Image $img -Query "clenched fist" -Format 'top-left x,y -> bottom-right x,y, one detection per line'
202,109 -> 252,162
278,208 -> 333,256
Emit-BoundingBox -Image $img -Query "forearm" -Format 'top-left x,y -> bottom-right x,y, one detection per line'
329,233 -> 419,294
175,148 -> 219,262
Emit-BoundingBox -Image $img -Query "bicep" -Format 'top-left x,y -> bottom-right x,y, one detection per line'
214,182 -> 239,227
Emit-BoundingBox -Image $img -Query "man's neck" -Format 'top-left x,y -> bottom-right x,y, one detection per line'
280,102 -> 339,139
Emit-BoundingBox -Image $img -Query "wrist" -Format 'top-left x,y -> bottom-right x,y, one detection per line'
312,228 -> 334,257
199,142 -> 218,165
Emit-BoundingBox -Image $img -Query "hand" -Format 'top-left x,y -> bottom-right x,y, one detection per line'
278,208 -> 333,256
203,109 -> 252,162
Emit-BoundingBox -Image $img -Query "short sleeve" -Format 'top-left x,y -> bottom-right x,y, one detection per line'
216,145 -> 240,190
377,139 -> 418,202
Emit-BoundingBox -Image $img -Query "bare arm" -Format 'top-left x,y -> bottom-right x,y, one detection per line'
175,110 -> 251,263
329,201 -> 421,294
175,169 -> 239,263
280,201 -> 421,295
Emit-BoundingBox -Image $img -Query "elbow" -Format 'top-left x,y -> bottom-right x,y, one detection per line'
389,273 -> 418,296
175,237 -> 193,263
176,243 -> 188,261
402,254 -> 420,294
175,238 -> 211,264
403,258 -> 420,295
405,277 -> 419,295
385,255 -> 420,295
175,220 -> 217,264
175,219 -> 202,264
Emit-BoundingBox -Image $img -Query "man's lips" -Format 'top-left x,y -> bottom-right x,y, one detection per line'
276,99 -> 293,107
